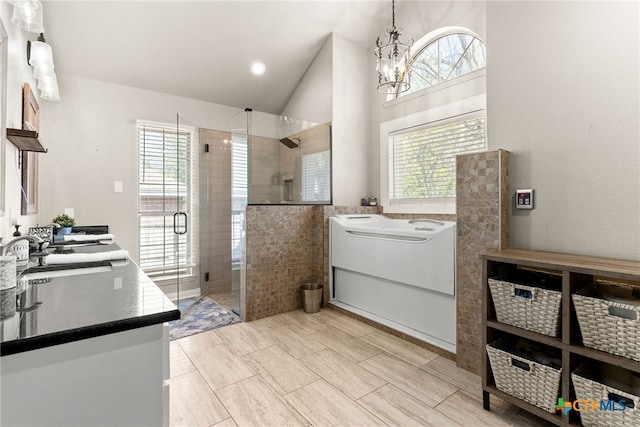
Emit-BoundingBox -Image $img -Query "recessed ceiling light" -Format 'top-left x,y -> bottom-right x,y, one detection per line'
251,62 -> 266,76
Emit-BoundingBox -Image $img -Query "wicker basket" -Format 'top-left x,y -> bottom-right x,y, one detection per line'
572,283 -> 640,361
489,271 -> 562,336
572,366 -> 640,427
487,338 -> 562,413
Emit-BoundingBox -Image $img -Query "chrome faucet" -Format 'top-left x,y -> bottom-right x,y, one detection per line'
0,235 -> 44,254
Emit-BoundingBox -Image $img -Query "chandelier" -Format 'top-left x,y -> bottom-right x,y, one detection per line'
375,0 -> 413,94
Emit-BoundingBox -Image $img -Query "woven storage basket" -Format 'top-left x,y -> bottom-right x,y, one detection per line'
487,339 -> 562,413
572,367 -> 640,427
489,272 -> 562,336
572,283 -> 640,361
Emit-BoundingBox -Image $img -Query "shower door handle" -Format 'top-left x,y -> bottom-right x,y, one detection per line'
173,212 -> 188,235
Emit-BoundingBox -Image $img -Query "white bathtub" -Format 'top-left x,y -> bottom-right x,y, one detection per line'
329,214 -> 456,352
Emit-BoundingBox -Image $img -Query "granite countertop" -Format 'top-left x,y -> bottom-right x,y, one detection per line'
0,243 -> 180,356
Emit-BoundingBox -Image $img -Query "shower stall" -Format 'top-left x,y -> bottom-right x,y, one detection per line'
230,109 -> 332,316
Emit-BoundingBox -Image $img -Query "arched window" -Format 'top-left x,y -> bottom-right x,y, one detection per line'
397,30 -> 486,98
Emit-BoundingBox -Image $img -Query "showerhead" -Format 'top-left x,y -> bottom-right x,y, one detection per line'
279,137 -> 299,149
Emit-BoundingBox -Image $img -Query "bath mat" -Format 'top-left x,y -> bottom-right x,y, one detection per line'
169,296 -> 241,340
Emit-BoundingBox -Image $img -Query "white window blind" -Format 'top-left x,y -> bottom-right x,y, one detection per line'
301,150 -> 330,202
137,122 -> 193,277
389,113 -> 485,204
231,138 -> 247,263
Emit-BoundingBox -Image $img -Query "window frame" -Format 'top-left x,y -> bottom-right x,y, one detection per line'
136,120 -> 196,281
384,26 -> 486,105
380,94 -> 486,214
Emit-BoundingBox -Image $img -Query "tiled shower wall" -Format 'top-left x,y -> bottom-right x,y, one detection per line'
200,129 -> 232,295
243,206 -> 319,321
455,149 -> 509,374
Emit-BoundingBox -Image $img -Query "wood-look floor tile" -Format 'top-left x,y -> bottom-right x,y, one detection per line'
435,390 -> 551,427
249,314 -> 288,331
243,345 -> 319,395
177,330 -> 224,355
309,327 -> 382,363
360,353 -> 458,407
211,417 -> 237,427
315,310 -> 377,337
277,310 -> 330,335
170,341 -> 196,379
216,375 -> 307,427
189,343 -> 255,390
421,356 -> 482,396
361,330 -> 439,367
265,324 -> 326,359
357,383 -> 462,427
515,408 -> 558,426
301,349 -> 386,400
216,322 -> 274,355
286,380 -> 387,427
169,371 -> 229,427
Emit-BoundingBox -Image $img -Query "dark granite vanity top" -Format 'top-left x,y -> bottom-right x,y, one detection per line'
0,243 -> 180,356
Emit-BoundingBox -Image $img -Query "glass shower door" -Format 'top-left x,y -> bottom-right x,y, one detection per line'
173,114 -> 207,312
230,110 -> 249,315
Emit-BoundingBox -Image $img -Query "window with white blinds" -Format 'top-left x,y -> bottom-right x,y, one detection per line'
231,137 -> 247,263
389,113 -> 485,203
380,94 -> 486,214
137,122 -> 193,278
301,150 -> 330,202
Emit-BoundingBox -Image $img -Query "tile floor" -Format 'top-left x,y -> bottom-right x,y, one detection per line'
169,307 -> 554,427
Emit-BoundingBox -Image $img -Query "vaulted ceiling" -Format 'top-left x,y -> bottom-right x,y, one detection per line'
42,1 -> 395,114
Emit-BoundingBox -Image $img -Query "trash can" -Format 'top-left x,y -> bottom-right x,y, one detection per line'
301,283 -> 323,314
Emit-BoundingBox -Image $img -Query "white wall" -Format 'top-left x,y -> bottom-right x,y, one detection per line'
281,34 -> 332,125
487,1 -> 639,260
368,1 -> 487,198
38,74 -> 241,259
0,3 -> 42,240
332,33 -> 370,205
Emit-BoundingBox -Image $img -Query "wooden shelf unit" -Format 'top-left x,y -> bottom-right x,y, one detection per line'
482,248 -> 640,426
6,128 -> 47,153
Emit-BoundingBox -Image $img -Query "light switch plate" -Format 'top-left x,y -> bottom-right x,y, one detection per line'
114,181 -> 123,193
516,189 -> 534,209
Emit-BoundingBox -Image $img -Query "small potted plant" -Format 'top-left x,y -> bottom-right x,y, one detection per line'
52,214 -> 76,235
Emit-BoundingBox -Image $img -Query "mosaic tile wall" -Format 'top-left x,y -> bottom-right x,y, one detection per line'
455,149 -> 509,374
244,205 -> 319,321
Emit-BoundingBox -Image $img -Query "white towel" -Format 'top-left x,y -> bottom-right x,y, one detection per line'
63,233 -> 114,242
43,249 -> 129,265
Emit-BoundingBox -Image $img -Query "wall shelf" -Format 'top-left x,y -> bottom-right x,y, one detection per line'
482,248 -> 640,426
6,128 -> 47,153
